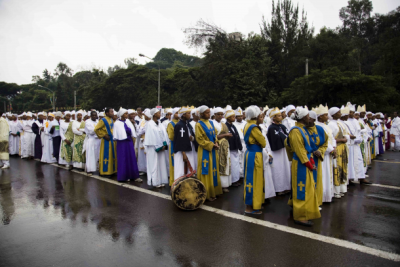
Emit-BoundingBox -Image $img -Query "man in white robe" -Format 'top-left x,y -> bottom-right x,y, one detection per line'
137,109 -> 151,173
144,108 -> 169,187
233,107 -> 246,178
314,105 -> 335,203
41,113 -> 57,163
282,105 -> 296,131
8,114 -> 20,156
391,112 -> 400,151
357,105 -> 372,172
85,111 -> 100,175
343,104 -> 365,183
21,112 -> 35,159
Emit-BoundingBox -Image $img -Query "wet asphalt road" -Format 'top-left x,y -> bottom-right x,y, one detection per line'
0,152 -> 400,266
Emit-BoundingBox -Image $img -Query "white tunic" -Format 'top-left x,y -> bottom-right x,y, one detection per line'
137,119 -> 148,172
316,121 -> 335,202
234,120 -> 247,178
259,124 -> 276,199
144,120 -> 169,186
282,117 -> 295,131
21,120 -> 35,158
41,120 -> 57,163
8,120 -> 20,155
85,119 -> 100,172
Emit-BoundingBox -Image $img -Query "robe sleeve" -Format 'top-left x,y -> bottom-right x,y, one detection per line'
60,125 -> 66,141
289,129 -> 310,164
195,123 -> 214,152
318,132 -> 329,160
250,126 -> 266,148
85,121 -> 96,137
94,119 -> 106,138
72,122 -> 83,135
167,123 -> 174,141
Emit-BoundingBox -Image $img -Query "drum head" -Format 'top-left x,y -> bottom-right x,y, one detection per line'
172,177 -> 207,210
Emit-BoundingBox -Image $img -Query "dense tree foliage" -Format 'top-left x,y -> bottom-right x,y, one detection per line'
1,0 -> 399,114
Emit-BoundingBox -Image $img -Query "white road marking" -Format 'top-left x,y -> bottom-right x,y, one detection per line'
49,164 -> 400,262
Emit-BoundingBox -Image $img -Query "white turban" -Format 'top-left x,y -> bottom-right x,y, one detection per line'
328,107 -> 340,120
143,109 -> 152,119
1,114 -> 5,117
309,111 -> 317,120
48,113 -> 55,118
26,112 -> 32,117
99,112 -> 104,117
213,107 -> 224,115
286,105 -> 296,114
291,106 -> 309,120
150,108 -> 159,117
235,107 -> 243,116
76,110 -> 84,117
166,108 -> 173,114
118,107 -> 128,118
245,105 -> 261,121
191,108 -> 197,115
198,105 -> 209,114
55,111 -> 63,117
171,107 -> 180,118
269,107 -> 281,118
128,109 -> 135,115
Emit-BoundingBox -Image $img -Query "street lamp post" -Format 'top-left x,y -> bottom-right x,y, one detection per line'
139,53 -> 160,106
38,85 -> 55,111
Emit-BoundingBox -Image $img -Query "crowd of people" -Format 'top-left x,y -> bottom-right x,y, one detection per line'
0,103 -> 399,227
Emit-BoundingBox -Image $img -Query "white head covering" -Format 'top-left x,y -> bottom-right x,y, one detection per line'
285,105 -> 296,114
309,111 -> 317,120
76,110 -> 84,117
245,105 -> 261,121
366,111 -> 372,116
166,108 -> 173,115
291,106 -> 309,120
178,106 -> 190,118
117,107 -> 128,118
150,108 -> 159,117
199,105 -> 209,114
26,112 -> 32,117
347,102 -> 356,112
54,111 -> 63,117
144,108 -> 152,119
328,107 -> 340,120
225,105 -> 233,112
171,107 -> 180,118
213,107 -> 224,115
99,112 -> 105,117
1,113 -> 5,117
128,109 -> 135,115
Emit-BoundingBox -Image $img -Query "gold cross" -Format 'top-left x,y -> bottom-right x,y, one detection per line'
213,168 -> 217,176
203,159 -> 208,168
104,158 -> 108,165
298,181 -> 305,191
246,183 -> 253,193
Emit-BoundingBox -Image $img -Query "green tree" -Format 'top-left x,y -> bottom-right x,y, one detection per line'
261,0 -> 314,95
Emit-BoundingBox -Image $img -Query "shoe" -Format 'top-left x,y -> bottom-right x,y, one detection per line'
1,165 -> 10,169
334,194 -> 341,199
135,178 -> 143,182
223,188 -> 229,193
360,179 -> 372,185
340,193 -> 345,196
294,220 -> 314,227
365,175 -> 369,178
319,207 -> 322,211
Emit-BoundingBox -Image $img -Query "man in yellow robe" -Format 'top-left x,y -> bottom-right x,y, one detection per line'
306,111 -> 328,207
167,108 -> 180,185
94,108 -> 117,176
286,107 -> 320,226
243,106 -> 266,214
195,106 -> 222,201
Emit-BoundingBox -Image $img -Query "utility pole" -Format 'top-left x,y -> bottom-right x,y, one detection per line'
305,59 -> 309,76
158,67 -> 160,106
74,91 -> 76,110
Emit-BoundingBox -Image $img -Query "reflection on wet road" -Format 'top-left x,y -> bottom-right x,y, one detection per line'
0,152 -> 400,266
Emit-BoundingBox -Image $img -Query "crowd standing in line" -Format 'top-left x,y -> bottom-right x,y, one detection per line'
1,103 -> 399,226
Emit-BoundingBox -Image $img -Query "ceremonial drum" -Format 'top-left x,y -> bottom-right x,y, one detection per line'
171,164 -> 206,210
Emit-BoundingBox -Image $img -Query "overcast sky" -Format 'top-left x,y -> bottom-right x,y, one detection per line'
0,0 -> 398,85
